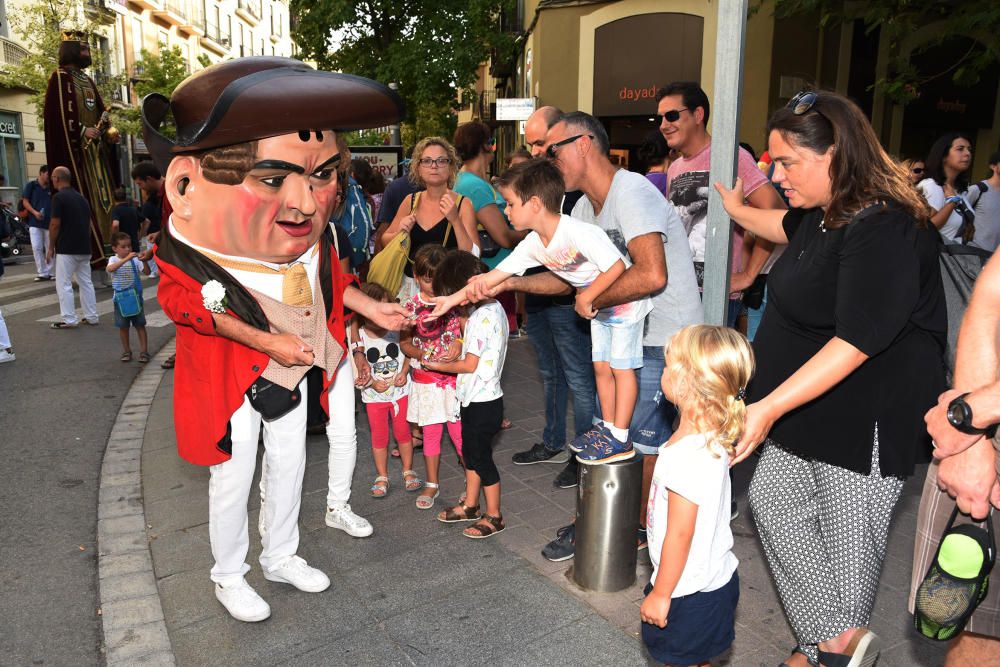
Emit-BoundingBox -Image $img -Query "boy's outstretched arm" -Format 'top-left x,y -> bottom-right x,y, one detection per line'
429,268 -> 513,318
576,260 -> 625,319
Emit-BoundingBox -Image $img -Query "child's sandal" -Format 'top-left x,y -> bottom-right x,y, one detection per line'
463,513 -> 505,539
437,503 -> 481,523
370,476 -> 389,498
415,482 -> 439,510
402,470 -> 422,492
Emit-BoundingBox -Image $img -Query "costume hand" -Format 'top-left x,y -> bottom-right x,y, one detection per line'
266,333 -> 314,367
729,271 -> 754,293
926,389 -> 984,459
372,378 -> 390,393
936,439 -> 999,520
440,193 -> 459,222
393,372 -> 408,387
367,301 -> 410,331
639,590 -> 671,628
714,177 -> 746,218
574,295 -> 597,320
732,399 -> 778,465
83,127 -> 100,140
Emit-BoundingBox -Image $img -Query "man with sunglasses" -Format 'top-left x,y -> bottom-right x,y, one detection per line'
656,82 -> 784,330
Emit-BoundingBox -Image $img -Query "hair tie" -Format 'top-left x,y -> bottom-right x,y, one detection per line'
735,387 -> 747,402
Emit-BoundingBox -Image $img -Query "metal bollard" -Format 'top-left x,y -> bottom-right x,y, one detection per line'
571,455 -> 643,592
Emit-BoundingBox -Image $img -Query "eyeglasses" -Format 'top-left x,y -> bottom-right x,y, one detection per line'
911,167 -> 925,175
546,134 -> 592,159
655,108 -> 689,124
787,90 -> 819,115
419,157 -> 452,168
373,359 -> 399,374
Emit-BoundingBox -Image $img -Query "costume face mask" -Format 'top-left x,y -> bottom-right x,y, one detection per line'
170,131 -> 341,263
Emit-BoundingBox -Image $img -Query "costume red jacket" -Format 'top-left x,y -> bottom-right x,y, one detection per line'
155,226 -> 353,466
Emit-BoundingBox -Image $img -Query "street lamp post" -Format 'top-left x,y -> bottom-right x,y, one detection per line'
389,82 -> 401,146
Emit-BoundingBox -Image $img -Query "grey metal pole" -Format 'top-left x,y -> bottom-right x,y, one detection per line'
389,82 -> 401,146
702,0 -> 749,326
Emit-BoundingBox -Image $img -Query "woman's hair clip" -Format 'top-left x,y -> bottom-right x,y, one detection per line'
735,387 -> 747,402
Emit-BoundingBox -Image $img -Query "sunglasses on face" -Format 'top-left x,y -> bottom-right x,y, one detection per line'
419,157 -> 452,168
545,134 -> 593,159
373,359 -> 399,374
656,108 -> 689,124
911,167 -> 925,175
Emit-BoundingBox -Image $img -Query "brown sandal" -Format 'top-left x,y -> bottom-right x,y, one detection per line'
463,514 -> 505,539
437,503 -> 481,523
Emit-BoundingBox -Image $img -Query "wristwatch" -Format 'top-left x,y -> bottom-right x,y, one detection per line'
946,393 -> 998,438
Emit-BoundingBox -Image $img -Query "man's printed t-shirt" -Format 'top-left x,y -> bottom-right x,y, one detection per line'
666,143 -> 769,266
496,214 -> 652,326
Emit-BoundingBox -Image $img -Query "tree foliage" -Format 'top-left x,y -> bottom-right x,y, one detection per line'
763,1 -> 1000,103
115,47 -> 208,137
0,0 -> 125,127
290,0 -> 519,131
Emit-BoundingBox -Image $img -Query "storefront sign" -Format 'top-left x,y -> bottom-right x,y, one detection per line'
593,13 -> 704,117
351,146 -> 404,181
0,116 -> 19,136
496,98 -> 536,121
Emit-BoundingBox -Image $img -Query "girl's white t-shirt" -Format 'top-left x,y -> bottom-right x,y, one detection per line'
918,178 -> 971,243
646,432 -> 738,597
456,301 -> 508,407
359,329 -> 409,404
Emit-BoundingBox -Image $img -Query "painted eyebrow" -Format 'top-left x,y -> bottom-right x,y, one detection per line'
251,159 -> 305,173
312,154 -> 341,173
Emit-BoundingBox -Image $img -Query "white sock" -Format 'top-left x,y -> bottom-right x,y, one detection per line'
608,425 -> 628,442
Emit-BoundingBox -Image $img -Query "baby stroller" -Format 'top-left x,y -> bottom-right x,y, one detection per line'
0,204 -> 29,259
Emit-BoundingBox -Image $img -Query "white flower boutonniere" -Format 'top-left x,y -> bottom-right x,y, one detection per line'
201,280 -> 228,314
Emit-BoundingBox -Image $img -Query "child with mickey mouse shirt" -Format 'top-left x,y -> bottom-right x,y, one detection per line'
354,282 -> 420,498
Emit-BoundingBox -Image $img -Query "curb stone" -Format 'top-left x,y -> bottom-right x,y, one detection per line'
97,340 -> 177,666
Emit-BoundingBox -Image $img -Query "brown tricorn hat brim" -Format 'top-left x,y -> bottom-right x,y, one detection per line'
141,56 -> 404,173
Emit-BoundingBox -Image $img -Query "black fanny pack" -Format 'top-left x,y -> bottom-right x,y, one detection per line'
246,378 -> 301,421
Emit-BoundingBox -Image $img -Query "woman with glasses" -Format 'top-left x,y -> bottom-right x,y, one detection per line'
716,90 -> 946,667
918,132 -> 975,244
379,137 -> 477,300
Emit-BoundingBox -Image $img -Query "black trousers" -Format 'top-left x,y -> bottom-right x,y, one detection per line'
460,397 -> 503,487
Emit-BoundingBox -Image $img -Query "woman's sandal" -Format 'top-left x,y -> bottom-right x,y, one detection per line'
779,647 -> 809,667
415,482 -> 439,510
463,513 -> 505,539
402,470 -> 422,492
120,351 -> 132,362
370,475 -> 389,498
437,503 -> 481,523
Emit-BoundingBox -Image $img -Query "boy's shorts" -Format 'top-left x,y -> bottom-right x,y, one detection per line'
590,319 -> 643,370
114,301 -> 146,329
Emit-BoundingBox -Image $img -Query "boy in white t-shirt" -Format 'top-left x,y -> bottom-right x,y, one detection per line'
431,159 -> 651,464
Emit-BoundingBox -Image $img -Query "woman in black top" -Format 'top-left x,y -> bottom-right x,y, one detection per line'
716,91 -> 946,667
380,137 -> 476,300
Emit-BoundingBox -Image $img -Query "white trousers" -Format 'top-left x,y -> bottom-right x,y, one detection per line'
326,358 -> 358,508
29,227 -> 53,277
55,254 -> 97,325
0,305 -> 10,349
209,384 -> 308,583
141,236 -> 158,276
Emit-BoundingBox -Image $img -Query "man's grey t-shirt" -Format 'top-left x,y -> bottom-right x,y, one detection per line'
572,169 -> 703,347
970,182 -> 1000,253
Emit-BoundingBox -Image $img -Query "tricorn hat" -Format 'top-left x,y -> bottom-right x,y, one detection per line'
141,56 -> 405,173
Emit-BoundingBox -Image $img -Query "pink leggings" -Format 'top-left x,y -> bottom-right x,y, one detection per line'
366,397 -> 412,450
421,421 -> 463,457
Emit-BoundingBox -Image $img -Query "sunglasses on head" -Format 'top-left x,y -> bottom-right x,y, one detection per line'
787,90 -> 819,115
656,108 -> 688,125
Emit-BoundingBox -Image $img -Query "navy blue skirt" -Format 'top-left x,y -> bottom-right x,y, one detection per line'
642,570 -> 739,665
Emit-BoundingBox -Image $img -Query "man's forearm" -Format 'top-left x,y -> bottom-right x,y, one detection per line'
213,312 -> 265,350
504,271 -> 573,297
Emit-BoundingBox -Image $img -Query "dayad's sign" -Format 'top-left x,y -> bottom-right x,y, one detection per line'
351,146 -> 405,181
496,97 -> 536,121
593,12 -> 704,117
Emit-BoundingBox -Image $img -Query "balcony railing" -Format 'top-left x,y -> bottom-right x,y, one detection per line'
201,19 -> 231,54
236,0 -> 261,22
0,37 -> 29,68
165,0 -> 187,19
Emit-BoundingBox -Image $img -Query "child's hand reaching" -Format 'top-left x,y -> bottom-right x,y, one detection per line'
392,372 -> 408,387
639,589 -> 671,628
574,294 -> 598,320
426,294 -> 462,320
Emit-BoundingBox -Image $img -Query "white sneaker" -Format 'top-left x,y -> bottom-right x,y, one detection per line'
325,503 -> 373,537
0,349 -> 14,364
263,555 -> 330,593
214,577 -> 271,622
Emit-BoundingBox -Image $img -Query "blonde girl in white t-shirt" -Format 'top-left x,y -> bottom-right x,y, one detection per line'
640,324 -> 754,666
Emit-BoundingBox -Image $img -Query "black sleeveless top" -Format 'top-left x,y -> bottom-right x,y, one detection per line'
403,195 -> 461,277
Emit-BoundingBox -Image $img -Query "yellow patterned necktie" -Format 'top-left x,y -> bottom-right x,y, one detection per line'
281,263 -> 312,306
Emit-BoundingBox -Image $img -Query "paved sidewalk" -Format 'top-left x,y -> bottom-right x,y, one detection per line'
138,337 -> 948,666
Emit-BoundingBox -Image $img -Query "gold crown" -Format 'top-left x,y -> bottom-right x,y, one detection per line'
61,30 -> 87,42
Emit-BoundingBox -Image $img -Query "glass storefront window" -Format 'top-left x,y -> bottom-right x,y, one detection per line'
0,111 -> 25,208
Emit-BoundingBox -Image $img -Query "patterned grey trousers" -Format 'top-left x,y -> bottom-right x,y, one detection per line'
749,431 -> 904,664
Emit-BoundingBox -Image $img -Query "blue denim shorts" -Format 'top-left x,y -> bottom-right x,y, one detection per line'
590,319 -> 643,370
114,301 -> 146,329
631,346 -> 676,455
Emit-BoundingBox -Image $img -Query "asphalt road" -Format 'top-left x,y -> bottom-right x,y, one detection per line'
0,256 -> 173,665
